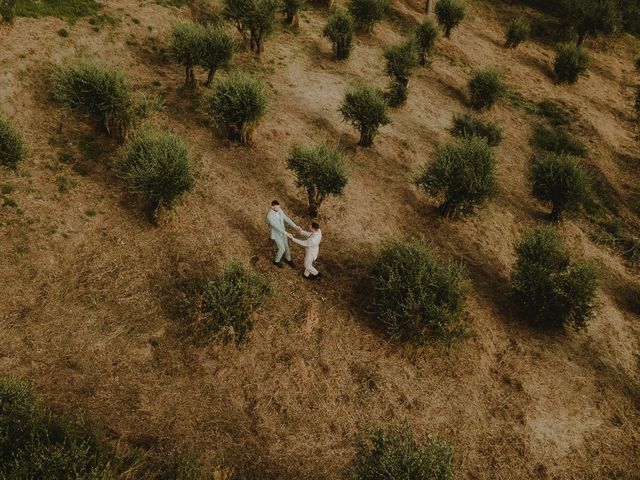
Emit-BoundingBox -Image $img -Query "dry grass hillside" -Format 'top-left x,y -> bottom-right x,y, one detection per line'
1,0 -> 640,478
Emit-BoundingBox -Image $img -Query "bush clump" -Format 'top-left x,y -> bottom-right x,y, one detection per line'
223,0 -> 282,55
535,99 -> 571,126
416,136 -> 497,218
554,44 -> 590,83
530,152 -> 592,221
200,25 -> 236,86
450,113 -> 503,146
204,73 -> 268,144
505,18 -> 530,48
188,261 -> 270,343
115,128 -> 195,216
531,124 -> 586,157
340,83 -> 390,147
370,240 -> 468,343
0,114 -> 27,168
54,60 -> 136,141
510,226 -> 598,329
287,141 -> 348,216
323,9 -> 355,60
559,0 -> 621,46
347,0 -> 388,33
284,0 -> 303,26
468,68 -> 506,110
0,0 -> 16,22
383,41 -> 418,106
434,0 -> 465,38
350,425 -> 454,480
415,17 -> 438,65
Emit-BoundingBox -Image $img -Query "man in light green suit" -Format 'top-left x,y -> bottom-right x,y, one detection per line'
268,200 -> 300,268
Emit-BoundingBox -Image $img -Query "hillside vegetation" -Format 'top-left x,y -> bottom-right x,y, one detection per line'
1,0 -> 639,478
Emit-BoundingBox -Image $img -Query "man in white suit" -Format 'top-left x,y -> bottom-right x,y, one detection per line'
267,200 -> 300,268
287,222 -> 322,280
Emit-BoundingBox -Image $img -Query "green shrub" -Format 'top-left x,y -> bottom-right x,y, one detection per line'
169,22 -> 204,87
416,136 -> 497,218
510,226 -> 598,329
531,124 -> 585,156
203,72 -> 268,144
434,0 -> 465,38
200,25 -> 236,86
351,425 -> 454,480
530,152 -> 591,221
450,113 -> 503,146
0,0 -> 17,22
383,41 -> 418,106
535,99 -> 571,126
339,83 -> 390,147
370,240 -> 468,343
223,0 -> 282,55
505,18 -> 530,48
347,0 -> 388,32
415,17 -> 438,65
287,141 -> 348,216
57,27 -> 69,37
323,9 -> 354,60
554,44 -> 589,83
54,60 -> 135,141
284,0 -> 303,26
115,128 -> 195,216
0,114 -> 27,168
188,261 -> 270,343
559,0 -> 621,45
468,68 -> 506,110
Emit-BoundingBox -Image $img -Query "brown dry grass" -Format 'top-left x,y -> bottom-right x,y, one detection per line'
1,0 -> 640,478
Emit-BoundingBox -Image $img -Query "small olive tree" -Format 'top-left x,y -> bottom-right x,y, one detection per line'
384,41 -> 418,107
450,113 -> 503,147
416,136 -> 497,218
434,0 -> 465,38
530,152 -> 592,222
204,73 -> 268,144
351,425 -> 454,480
169,22 -> 204,87
115,128 -> 195,218
323,9 -> 355,60
559,0 -> 621,46
0,0 -> 16,22
283,0 -> 303,26
468,68 -> 506,110
339,83 -> 390,147
505,18 -> 530,48
554,44 -> 590,83
347,0 -> 388,33
415,17 -> 438,65
223,0 -> 282,55
0,114 -> 27,168
200,25 -> 236,86
286,142 -> 348,216
511,226 -> 598,330
370,240 -> 468,343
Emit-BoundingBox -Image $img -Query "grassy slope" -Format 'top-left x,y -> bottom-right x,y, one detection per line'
0,0 -> 639,478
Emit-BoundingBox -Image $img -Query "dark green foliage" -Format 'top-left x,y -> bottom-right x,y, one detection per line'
222,0 -> 282,55
115,128 -> 195,215
511,226 -> 598,329
57,27 -> 69,36
505,18 -> 530,48
350,425 -> 454,480
416,137 -> 497,218
287,141 -> 348,216
323,9 -> 354,60
536,99 -> 571,126
530,152 -> 592,221
468,68 -> 506,110
339,83 -> 390,147
169,22 -> 203,87
188,261 -> 270,343
384,41 -> 418,106
370,240 -> 468,344
203,73 -> 268,144
12,0 -> 101,22
558,0 -> 621,45
0,0 -> 16,22
0,114 -> 27,168
200,25 -> 236,86
347,0 -> 387,32
415,17 -> 438,65
554,44 -> 589,83
283,0 -> 303,26
531,124 -> 585,156
54,60 -> 135,141
450,113 -> 503,146
434,0 -> 465,38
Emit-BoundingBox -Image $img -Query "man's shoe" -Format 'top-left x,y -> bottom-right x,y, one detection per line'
311,273 -> 321,280
273,261 -> 284,268
285,259 -> 296,268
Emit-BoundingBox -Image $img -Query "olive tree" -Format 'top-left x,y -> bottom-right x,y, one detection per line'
554,44 -> 590,83
283,0 -> 303,26
169,22 -> 204,87
559,0 -> 621,46
434,0 -> 465,38
384,41 -> 418,106
505,18 -> 530,48
415,17 -> 438,65
286,142 -> 348,216
468,68 -> 506,110
347,0 -> 388,33
200,26 -> 236,86
339,83 -> 390,147
323,9 -> 355,60
223,0 -> 282,55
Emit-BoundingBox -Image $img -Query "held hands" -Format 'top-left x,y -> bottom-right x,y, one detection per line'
295,226 -> 302,233
286,232 -> 294,239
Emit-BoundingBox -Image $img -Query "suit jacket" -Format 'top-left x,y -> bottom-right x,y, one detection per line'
267,209 -> 297,240
292,229 -> 322,261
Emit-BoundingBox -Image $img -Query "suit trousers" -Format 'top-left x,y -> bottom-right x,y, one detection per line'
273,236 -> 291,262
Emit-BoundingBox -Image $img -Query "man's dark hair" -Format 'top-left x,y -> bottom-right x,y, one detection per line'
311,222 -> 320,230
271,200 -> 280,206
